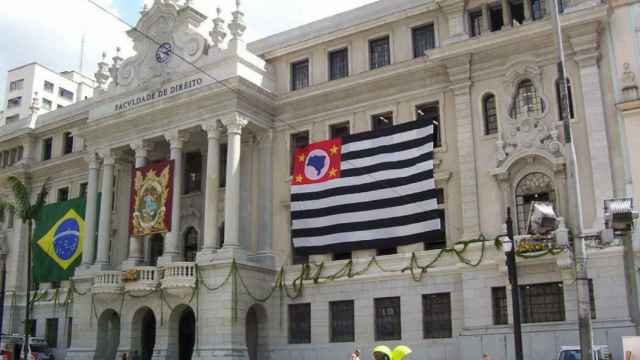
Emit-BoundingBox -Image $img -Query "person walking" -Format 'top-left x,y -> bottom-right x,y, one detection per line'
482,353 -> 491,360
351,349 -> 361,360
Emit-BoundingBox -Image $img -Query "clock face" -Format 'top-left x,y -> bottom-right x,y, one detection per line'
155,42 -> 172,64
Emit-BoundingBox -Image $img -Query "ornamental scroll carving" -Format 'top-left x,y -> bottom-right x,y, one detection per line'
496,60 -> 563,167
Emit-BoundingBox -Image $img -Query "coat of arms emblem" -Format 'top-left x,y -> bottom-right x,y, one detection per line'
130,160 -> 174,237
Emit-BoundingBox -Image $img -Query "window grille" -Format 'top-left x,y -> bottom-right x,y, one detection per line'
422,293 -> 452,338
484,94 -> 498,135
291,59 -> 309,91
288,303 -> 311,344
369,36 -> 391,70
412,24 -> 435,58
492,287 -> 509,325
375,297 -> 402,341
520,282 -> 565,323
330,300 -> 355,342
329,48 -> 349,80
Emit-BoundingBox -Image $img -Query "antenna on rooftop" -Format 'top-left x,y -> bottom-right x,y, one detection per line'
79,33 -> 86,74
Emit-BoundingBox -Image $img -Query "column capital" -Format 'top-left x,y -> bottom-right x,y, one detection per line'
222,113 -> 248,135
97,149 -> 115,165
130,139 -> 151,155
84,152 -> 100,169
164,130 -> 189,149
202,121 -> 222,139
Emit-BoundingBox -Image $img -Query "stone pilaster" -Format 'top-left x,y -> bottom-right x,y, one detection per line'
197,122 -> 221,263
523,0 -> 533,22
80,152 -> 100,269
93,149 -> 115,270
123,140 -> 150,268
252,130 -> 275,267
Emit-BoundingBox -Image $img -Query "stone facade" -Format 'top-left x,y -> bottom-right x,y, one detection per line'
0,0 -> 639,359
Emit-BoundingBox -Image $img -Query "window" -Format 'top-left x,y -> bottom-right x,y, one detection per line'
9,149 -> 16,166
423,293 -> 452,338
510,0 -> 525,25
511,79 -> 544,119
7,208 -> 14,229
58,87 -> 74,100
27,319 -> 37,336
42,98 -> 52,111
369,36 -> 391,70
7,97 -> 22,109
412,24 -> 436,58
79,182 -> 88,199
184,152 -> 202,194
483,94 -> 498,135
46,318 -> 58,348
490,5 -> 504,31
416,102 -> 441,147
288,303 -> 311,344
426,188 -> 446,250
5,115 -> 19,124
376,247 -> 397,256
469,11 -> 483,37
330,300 -> 355,342
183,227 -> 198,262
66,318 -> 73,348
333,252 -> 351,261
589,279 -> 596,319
17,146 -> 23,161
330,122 -> 350,139
492,287 -> 509,325
291,59 -> 309,91
9,79 -> 24,92
63,131 -> 73,155
220,144 -> 227,188
520,282 -> 565,323
515,172 -> 555,234
532,0 -> 545,19
329,48 -> 349,81
57,187 -> 69,202
555,77 -> 575,121
375,297 -> 401,341
371,112 -> 394,130
290,131 -> 309,174
42,137 -> 53,161
44,81 -> 54,93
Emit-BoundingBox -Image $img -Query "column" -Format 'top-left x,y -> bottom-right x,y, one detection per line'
570,31 -> 614,231
254,130 -> 275,266
481,4 -> 490,33
501,0 -> 512,29
159,130 -> 187,264
80,152 -> 99,268
123,140 -> 148,268
523,0 -> 532,22
219,113 -> 248,259
198,122 -> 221,259
447,55 -> 481,239
93,150 -> 115,269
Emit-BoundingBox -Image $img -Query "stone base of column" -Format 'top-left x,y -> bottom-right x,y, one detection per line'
214,246 -> 247,262
90,262 -> 112,271
249,252 -> 275,268
195,248 -> 218,264
157,252 -> 182,266
121,257 -> 145,269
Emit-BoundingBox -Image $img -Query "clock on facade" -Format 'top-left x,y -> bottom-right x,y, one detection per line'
155,42 -> 172,64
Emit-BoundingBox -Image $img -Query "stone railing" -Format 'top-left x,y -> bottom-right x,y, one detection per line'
123,266 -> 162,293
161,262 -> 196,294
93,271 -> 123,294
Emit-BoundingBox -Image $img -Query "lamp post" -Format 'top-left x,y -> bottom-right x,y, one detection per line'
505,207 -> 524,360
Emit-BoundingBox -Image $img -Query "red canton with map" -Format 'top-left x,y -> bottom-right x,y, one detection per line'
292,138 -> 342,185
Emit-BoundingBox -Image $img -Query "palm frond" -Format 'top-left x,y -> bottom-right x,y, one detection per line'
29,177 -> 51,221
6,176 -> 30,220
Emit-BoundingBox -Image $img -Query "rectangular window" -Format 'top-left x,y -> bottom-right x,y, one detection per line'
330,122 -> 350,139
5,115 -> 19,124
329,48 -> 349,81
290,131 -> 309,174
423,293 -> 452,338
42,98 -> 52,111
369,36 -> 391,70
376,247 -> 397,256
291,59 -> 310,91
426,188 -> 446,250
412,24 -> 436,58
371,112 -> 394,130
492,287 -> 509,325
520,282 -> 565,323
330,300 -> 355,342
57,187 -> 69,202
333,252 -> 351,261
79,182 -> 88,199
46,318 -> 58,348
44,81 -> 54,93
288,303 -> 311,344
490,6 -> 504,31
7,97 -> 22,109
27,319 -> 37,336
469,10 -> 483,37
42,137 -> 53,161
59,87 -> 74,101
9,79 -> 24,92
416,102 -> 441,147
220,144 -> 227,188
67,317 -> 73,348
63,131 -> 73,155
184,152 -> 203,194
375,297 -> 401,341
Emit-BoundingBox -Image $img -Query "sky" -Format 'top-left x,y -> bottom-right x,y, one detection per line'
0,0 -> 379,111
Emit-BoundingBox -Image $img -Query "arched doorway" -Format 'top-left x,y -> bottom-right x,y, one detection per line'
183,227 -> 198,262
131,307 -> 156,360
95,309 -> 120,360
149,234 -> 163,266
168,305 -> 196,360
245,304 -> 268,360
515,172 -> 556,234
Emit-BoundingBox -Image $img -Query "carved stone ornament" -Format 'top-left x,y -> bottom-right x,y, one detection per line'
113,0 -> 208,91
496,60 -> 563,167
621,62 -> 639,101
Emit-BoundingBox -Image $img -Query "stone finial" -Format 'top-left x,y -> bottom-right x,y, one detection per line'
109,47 -> 123,86
140,3 -> 149,15
95,52 -> 111,90
228,0 -> 246,40
622,62 -> 639,101
209,6 -> 227,49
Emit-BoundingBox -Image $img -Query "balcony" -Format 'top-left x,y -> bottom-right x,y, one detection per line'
161,262 -> 196,296
92,271 -> 123,295
122,266 -> 162,293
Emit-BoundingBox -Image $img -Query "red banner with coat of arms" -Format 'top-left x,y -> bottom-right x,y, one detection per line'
129,160 -> 174,237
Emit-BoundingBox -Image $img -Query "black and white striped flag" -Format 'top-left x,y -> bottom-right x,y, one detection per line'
290,118 -> 441,254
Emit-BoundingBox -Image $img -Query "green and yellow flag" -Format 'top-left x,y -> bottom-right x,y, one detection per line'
32,197 -> 87,282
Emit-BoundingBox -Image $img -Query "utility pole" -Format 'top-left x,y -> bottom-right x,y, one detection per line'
506,208 -> 524,360
550,0 -> 594,359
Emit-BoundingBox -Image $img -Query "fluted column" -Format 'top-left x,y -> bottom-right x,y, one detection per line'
123,140 -> 149,268
80,152 -> 99,268
159,130 -> 187,264
254,130 -> 274,266
198,122 -> 221,261
93,150 -> 115,269
219,114 -> 247,259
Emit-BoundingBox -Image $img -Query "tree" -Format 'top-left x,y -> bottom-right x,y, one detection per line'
0,176 -> 49,360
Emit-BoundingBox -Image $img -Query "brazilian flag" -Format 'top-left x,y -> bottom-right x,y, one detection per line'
32,197 -> 87,282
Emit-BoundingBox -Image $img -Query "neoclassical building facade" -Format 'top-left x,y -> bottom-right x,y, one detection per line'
1,0 -> 640,359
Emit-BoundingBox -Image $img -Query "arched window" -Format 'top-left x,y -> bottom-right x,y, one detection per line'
183,227 -> 198,262
515,173 -> 556,234
555,77 -> 575,121
511,79 -> 544,119
483,94 -> 498,135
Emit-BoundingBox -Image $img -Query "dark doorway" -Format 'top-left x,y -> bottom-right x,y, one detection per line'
183,227 -> 198,262
149,234 -> 164,266
95,310 -> 120,360
178,308 -> 196,360
246,307 -> 258,360
141,310 -> 156,360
